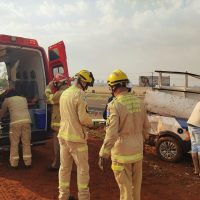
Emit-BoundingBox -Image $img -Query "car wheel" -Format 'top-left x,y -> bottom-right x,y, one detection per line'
156,136 -> 182,162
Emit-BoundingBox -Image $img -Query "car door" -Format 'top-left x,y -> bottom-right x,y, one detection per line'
48,41 -> 70,85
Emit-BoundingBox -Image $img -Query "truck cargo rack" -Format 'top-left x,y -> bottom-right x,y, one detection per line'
154,70 -> 200,94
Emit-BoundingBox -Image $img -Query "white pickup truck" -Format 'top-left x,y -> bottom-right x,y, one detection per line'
144,70 -> 200,162
147,113 -> 190,162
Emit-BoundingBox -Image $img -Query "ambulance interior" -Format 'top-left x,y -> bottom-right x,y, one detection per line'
0,45 -> 47,135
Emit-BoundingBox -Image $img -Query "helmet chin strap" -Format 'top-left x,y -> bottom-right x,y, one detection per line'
78,78 -> 88,91
111,83 -> 129,96
111,85 -> 118,96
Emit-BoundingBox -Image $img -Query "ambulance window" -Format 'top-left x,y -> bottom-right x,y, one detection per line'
53,66 -> 64,76
0,62 -> 8,91
49,48 -> 59,61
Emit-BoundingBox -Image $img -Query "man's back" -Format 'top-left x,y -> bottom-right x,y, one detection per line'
104,92 -> 149,163
2,96 -> 31,125
114,93 -> 148,136
58,85 -> 93,143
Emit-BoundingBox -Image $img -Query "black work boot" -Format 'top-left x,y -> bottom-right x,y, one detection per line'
47,165 -> 59,171
24,165 -> 32,169
68,195 -> 76,200
9,165 -> 18,169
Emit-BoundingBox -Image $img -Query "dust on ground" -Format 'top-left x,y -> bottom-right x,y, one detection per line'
0,87 -> 199,200
0,127 -> 199,200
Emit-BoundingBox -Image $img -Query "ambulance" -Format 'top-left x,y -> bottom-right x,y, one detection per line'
0,34 -> 69,147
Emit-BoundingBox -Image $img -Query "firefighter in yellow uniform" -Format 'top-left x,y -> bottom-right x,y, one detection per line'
58,70 -> 95,200
45,73 -> 68,170
99,70 -> 150,200
0,89 -> 32,168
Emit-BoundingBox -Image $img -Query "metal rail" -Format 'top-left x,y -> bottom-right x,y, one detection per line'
154,70 -> 200,93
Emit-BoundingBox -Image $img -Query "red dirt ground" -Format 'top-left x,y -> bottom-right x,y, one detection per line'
0,128 -> 199,200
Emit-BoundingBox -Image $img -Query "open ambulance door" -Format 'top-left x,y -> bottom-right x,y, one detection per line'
48,41 -> 70,85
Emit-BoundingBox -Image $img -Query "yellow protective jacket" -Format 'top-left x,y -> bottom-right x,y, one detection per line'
45,82 -> 66,131
99,91 -> 150,164
58,85 -> 93,143
0,96 -> 31,125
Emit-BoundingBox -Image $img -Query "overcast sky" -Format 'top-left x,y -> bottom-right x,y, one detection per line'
0,0 -> 200,83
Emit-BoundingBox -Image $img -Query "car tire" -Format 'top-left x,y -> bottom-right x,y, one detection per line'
156,136 -> 183,162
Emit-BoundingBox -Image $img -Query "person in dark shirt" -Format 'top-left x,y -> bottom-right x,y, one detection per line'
103,96 -> 113,120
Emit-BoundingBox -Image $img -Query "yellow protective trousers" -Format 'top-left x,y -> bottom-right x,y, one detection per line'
9,123 -> 32,167
51,130 -> 60,168
58,138 -> 90,200
112,160 -> 142,200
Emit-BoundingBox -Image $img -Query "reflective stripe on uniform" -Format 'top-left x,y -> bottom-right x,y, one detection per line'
60,122 -> 64,126
23,154 -> 32,158
11,119 -> 31,125
102,148 -> 110,155
58,132 -> 81,141
77,145 -> 88,152
111,164 -> 124,171
59,181 -> 70,188
113,153 -> 143,163
45,88 -> 51,93
78,183 -> 88,190
48,94 -> 54,104
12,156 -> 19,160
51,122 -> 60,127
116,94 -> 141,113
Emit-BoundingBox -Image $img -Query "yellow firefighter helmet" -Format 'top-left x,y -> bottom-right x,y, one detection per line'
107,69 -> 129,86
75,70 -> 95,86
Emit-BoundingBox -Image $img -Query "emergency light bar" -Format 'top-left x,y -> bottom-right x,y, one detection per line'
0,34 -> 38,47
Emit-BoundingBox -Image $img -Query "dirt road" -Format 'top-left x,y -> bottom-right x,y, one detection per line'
0,127 -> 199,200
0,93 -> 199,200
